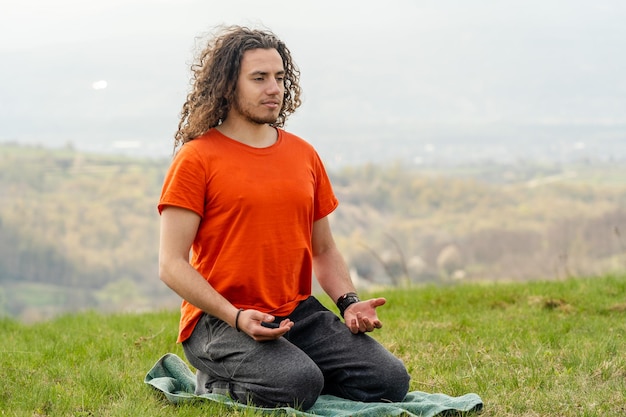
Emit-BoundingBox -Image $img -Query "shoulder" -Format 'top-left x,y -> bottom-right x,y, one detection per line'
174,131 -> 220,161
180,130 -> 219,151
277,129 -> 332,178
278,129 -> 317,154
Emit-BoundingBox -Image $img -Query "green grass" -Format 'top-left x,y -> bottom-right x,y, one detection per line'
1,275 -> 625,416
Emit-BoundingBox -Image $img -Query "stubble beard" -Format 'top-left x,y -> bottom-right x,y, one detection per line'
233,98 -> 281,125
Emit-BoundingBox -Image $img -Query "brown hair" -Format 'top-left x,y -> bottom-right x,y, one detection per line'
173,25 -> 302,152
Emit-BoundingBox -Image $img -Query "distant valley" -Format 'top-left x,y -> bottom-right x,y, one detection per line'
1,143 -> 625,322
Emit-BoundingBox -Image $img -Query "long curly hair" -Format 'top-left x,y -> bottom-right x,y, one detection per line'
173,25 -> 302,152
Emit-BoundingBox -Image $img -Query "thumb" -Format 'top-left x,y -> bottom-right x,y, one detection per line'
369,297 -> 387,308
249,310 -> 274,323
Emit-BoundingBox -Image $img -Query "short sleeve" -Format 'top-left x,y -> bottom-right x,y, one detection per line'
158,144 -> 207,218
312,151 -> 339,220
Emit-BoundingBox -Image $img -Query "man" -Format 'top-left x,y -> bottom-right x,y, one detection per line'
158,25 -> 410,411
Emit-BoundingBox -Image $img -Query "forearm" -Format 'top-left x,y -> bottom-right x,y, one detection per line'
159,258 -> 238,327
159,206 -> 240,328
313,246 -> 356,303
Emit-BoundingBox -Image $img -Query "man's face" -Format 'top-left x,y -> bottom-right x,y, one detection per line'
231,48 -> 285,125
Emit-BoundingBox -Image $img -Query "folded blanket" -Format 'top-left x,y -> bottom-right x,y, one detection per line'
145,353 -> 484,417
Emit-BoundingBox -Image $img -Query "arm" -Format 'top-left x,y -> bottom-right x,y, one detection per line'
158,206 -> 292,340
312,216 -> 386,333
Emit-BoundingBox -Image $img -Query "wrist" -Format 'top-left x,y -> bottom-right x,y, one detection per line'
336,292 -> 360,318
235,308 -> 244,331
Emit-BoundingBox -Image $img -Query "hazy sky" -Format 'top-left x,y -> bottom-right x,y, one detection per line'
1,0 -> 623,48
1,0 -> 430,50
1,0 -> 625,161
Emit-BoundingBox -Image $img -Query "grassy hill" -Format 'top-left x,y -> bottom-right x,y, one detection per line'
1,275 -> 624,416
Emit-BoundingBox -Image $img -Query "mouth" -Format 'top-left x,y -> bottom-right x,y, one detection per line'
262,100 -> 281,109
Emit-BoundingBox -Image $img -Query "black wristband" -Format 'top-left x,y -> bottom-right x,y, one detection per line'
235,308 -> 244,332
336,292 -> 360,317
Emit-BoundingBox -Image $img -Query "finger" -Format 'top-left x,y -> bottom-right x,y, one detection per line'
265,319 -> 293,333
357,313 -> 368,333
370,297 -> 386,308
361,316 -> 375,332
244,310 -> 270,326
252,323 -> 292,341
349,317 -> 359,334
278,319 -> 294,330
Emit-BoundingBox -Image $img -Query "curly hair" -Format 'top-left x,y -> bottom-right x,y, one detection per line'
173,25 -> 302,152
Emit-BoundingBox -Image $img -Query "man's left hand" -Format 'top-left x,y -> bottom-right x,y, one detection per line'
343,298 -> 386,334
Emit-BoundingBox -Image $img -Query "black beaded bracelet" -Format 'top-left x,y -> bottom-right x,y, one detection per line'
235,308 -> 244,332
336,292 -> 360,317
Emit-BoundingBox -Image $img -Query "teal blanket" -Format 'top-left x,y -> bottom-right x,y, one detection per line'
145,353 -> 483,417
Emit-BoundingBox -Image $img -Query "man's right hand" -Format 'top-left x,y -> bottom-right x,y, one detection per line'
236,309 -> 294,341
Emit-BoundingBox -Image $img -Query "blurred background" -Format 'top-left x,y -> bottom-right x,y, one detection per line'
1,0 -> 625,321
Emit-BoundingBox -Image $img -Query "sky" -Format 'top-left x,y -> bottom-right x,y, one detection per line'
1,0 -> 625,163
2,0 -> 444,49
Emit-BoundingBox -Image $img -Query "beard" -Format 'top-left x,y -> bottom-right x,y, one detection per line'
232,97 -> 281,125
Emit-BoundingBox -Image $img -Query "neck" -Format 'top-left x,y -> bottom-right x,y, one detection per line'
217,117 -> 277,148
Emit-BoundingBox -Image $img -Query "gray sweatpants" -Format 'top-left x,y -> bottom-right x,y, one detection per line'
182,296 -> 410,411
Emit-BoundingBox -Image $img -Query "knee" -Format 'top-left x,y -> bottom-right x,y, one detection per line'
349,356 -> 411,403
378,360 -> 411,402
247,360 -> 324,411
282,363 -> 324,410
285,365 -> 325,410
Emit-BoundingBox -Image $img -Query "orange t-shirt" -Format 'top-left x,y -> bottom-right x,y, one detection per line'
158,128 -> 338,342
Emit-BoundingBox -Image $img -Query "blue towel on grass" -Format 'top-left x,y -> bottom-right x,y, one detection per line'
145,353 -> 484,417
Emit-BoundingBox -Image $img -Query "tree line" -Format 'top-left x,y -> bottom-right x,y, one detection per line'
1,143 -> 625,321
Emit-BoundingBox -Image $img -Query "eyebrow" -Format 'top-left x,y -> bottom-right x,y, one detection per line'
249,70 -> 285,77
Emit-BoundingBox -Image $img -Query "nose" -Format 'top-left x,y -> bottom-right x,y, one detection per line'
267,78 -> 282,95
